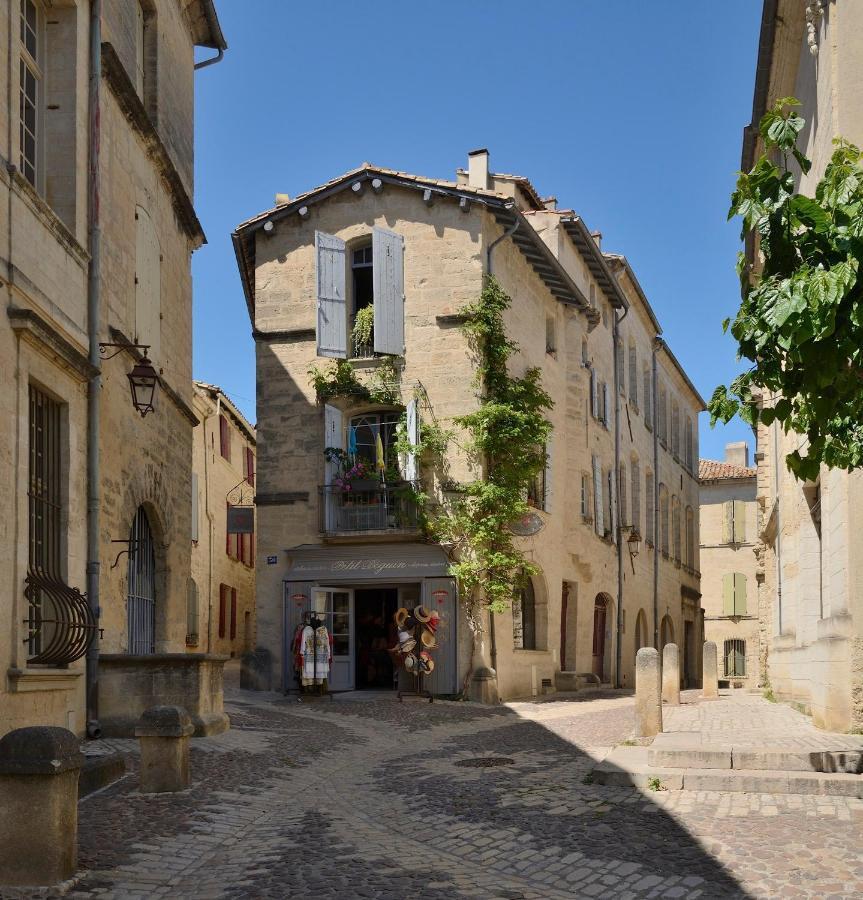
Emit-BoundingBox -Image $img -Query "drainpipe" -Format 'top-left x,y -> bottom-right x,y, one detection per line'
771,400 -> 783,635
194,47 -> 224,70
613,304 -> 629,688
651,338 -> 663,650
85,0 -> 102,739
204,393 -> 221,654
486,207 -> 518,275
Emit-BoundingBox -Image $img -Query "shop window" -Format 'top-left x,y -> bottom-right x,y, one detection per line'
512,577 -> 537,650
724,639 -> 746,677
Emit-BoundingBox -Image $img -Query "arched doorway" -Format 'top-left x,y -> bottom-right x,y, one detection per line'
127,506 -> 156,655
592,594 -> 613,682
660,614 -> 675,651
634,609 -> 649,659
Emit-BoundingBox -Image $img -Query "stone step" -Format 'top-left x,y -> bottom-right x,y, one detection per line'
78,751 -> 127,798
647,746 -> 863,774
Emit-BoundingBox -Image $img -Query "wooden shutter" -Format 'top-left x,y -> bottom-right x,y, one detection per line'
590,368 -> 598,418
734,573 -> 747,616
372,226 -> 405,355
219,415 -> 230,461
643,369 -> 651,421
631,462 -> 641,534
191,473 -> 199,541
404,398 -> 419,483
722,573 -> 735,616
646,473 -> 654,543
245,447 -> 255,487
324,405 -> 344,484
723,501 -> 733,543
609,468 -> 617,542
629,346 -> 637,405
230,588 -> 237,639
602,382 -> 609,426
218,584 -> 227,637
135,205 -> 161,364
593,455 -> 604,537
315,231 -> 347,358
733,500 -> 746,543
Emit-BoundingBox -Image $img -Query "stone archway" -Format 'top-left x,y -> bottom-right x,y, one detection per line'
634,608 -> 649,660
660,614 -> 675,651
591,593 -> 614,683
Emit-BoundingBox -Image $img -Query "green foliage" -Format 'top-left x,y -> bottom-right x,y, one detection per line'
308,359 -> 371,403
352,305 -> 375,347
710,98 -> 863,480
368,355 -> 402,405
646,776 -> 665,792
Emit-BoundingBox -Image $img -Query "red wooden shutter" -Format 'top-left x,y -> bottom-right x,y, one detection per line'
219,415 -> 230,461
245,447 -> 255,487
218,585 -> 226,638
230,589 -> 237,639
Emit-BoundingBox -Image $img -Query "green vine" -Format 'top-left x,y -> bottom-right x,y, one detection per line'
308,355 -> 402,405
352,305 -> 375,348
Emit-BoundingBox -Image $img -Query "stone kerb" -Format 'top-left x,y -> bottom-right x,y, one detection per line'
0,726 -> 85,887
135,705 -> 194,794
703,641 -> 719,700
635,647 -> 663,738
662,643 -> 681,706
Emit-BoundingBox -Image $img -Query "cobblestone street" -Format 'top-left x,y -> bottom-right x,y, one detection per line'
19,687 -> 863,900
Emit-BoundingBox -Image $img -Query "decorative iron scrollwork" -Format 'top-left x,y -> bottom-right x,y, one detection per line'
23,568 -> 99,666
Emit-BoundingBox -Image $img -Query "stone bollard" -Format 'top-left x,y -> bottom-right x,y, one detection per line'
0,726 -> 84,886
135,706 -> 194,793
703,641 -> 719,700
662,643 -> 681,706
635,647 -> 663,738
240,647 -> 272,691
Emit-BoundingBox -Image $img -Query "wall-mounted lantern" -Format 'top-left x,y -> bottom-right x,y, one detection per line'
99,343 -> 159,417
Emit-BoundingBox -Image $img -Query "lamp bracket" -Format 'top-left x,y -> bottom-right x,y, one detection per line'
99,341 -> 151,361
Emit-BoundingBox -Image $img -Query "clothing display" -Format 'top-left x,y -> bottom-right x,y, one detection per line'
291,617 -> 332,689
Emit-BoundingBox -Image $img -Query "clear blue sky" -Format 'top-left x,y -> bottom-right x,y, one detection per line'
192,1 -> 763,463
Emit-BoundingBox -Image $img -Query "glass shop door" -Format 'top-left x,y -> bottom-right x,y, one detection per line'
312,587 -> 354,691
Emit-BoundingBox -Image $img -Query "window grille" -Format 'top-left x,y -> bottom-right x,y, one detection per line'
19,0 -> 40,188
127,506 -> 156,654
724,639 -> 746,677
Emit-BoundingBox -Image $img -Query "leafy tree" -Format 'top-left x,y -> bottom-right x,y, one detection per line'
709,98 -> 863,481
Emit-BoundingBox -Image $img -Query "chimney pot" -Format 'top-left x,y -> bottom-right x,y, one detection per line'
467,148 -> 490,190
275,193 -> 290,206
543,196 -> 558,211
590,230 -> 602,250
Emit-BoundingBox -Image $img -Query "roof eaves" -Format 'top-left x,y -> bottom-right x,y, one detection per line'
193,381 -> 256,441
603,253 -> 662,334
558,216 -> 628,310
742,0 -> 779,172
657,339 -> 706,410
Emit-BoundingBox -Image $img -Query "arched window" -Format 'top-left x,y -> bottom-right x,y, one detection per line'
512,577 -> 537,650
660,614 -> 674,649
634,609 -> 649,656
128,506 -> 156,655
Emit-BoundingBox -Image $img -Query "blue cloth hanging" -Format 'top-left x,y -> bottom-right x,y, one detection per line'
348,425 -> 358,458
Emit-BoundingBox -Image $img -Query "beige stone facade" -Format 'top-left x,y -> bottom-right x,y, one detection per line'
699,444 -> 759,689
234,150 -> 703,701
0,1 -> 225,737
745,0 -> 863,731
191,382 -> 256,658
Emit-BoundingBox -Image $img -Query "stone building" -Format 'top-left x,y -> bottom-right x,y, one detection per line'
233,149 -> 703,701
0,1 -> 226,738
744,0 -> 863,731
191,382 -> 256,658
699,443 -> 759,689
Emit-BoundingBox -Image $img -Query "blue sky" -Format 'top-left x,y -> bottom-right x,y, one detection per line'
192,1 -> 763,462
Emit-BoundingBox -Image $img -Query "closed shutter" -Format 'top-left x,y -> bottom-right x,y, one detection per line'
643,369 -> 651,421
723,501 -> 733,544
619,465 -> 627,527
218,584 -> 227,638
246,447 -> 255,487
733,500 -> 746,543
593,455 -> 604,537
722,573 -> 735,616
420,578 -> 458,695
734,573 -> 747,615
230,588 -> 237,639
191,473 -> 199,541
404,398 -> 419,483
135,205 -> 161,364
629,346 -> 637,405
220,415 -> 230,461
590,368 -> 598,418
631,462 -> 641,534
372,226 -> 405,355
609,467 -> 617,542
646,473 -> 654,543
316,231 -> 347,358
602,382 -> 609,426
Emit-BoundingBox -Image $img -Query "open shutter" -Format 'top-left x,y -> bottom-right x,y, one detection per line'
722,573 -> 735,616
372,226 -> 405,355
592,455 -> 604,537
135,205 -> 161,364
723,501 -> 733,543
734,573 -> 747,616
733,500 -> 746,543
324,405 -> 344,485
316,231 -> 347,358
404,398 -> 419,483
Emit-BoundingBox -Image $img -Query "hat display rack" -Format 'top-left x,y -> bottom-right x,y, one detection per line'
394,605 -> 439,703
286,608 -> 334,702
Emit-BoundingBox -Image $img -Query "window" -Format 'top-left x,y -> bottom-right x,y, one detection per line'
724,639 -> 746,677
349,411 -> 401,475
27,384 -> 63,657
316,227 -> 404,359
219,415 -> 231,461
512,577 -> 536,650
545,314 -> 556,354
527,457 -> 546,510
186,578 -> 199,643
631,460 -> 641,534
645,471 -> 655,545
722,573 -> 748,616
616,337 -> 625,395
628,344 -> 638,408
722,500 -> 746,544
19,0 -> 41,189
600,381 -> 610,427
580,472 -> 591,519
672,497 -> 681,563
659,484 -> 669,555
643,364 -> 652,426
581,339 -> 590,367
218,584 -> 227,638
604,468 -> 614,540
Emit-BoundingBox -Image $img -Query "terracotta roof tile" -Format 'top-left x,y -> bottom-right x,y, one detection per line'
698,459 -> 756,482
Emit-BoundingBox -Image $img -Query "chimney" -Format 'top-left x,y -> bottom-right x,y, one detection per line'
275,193 -> 290,206
467,148 -> 490,190
725,441 -> 749,468
543,196 -> 558,211
590,230 -> 602,250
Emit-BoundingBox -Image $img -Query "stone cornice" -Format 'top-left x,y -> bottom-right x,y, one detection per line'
255,492 -> 309,506
8,306 -> 97,382
252,327 -> 316,343
101,42 -> 205,246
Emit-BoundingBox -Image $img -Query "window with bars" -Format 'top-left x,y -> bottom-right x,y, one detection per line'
724,639 -> 746,677
19,0 -> 41,189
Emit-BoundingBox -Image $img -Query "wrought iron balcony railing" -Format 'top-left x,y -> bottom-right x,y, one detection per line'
319,482 -> 421,535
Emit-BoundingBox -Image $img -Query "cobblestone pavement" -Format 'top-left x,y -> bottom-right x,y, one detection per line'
7,688 -> 863,899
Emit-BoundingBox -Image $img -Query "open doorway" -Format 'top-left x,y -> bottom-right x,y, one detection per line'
355,588 -> 399,689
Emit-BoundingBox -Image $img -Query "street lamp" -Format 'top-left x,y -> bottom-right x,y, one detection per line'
99,343 -> 159,417
619,524 -> 642,561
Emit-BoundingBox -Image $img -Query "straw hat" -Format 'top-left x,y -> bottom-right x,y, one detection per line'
394,607 -> 410,629
420,629 -> 437,649
419,651 -> 435,674
414,605 -> 432,623
404,652 -> 419,673
397,637 -> 417,654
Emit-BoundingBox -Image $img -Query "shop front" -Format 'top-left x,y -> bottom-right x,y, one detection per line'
283,544 -> 459,696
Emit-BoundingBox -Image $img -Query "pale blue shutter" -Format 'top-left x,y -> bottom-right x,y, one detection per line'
593,455 -> 604,537
404,398 -> 419,483
324,405 -> 344,484
373,226 -> 405,355
421,578 -> 458,695
316,231 -> 347,358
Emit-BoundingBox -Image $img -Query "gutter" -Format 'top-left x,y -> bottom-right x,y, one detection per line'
613,302 -> 629,688
194,0 -> 227,70
652,337 -> 663,650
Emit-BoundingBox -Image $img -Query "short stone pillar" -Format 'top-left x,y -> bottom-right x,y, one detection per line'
635,647 -> 663,738
703,641 -> 719,700
241,647 -> 272,691
0,726 -> 84,886
662,643 -> 681,706
135,706 -> 194,793
468,632 -> 499,704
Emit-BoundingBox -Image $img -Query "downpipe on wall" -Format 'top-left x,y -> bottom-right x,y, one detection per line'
651,338 -> 663,651
613,304 -> 629,688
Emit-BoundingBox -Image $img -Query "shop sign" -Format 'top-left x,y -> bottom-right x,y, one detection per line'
267,555 -> 278,565
227,505 -> 255,534
507,512 -> 544,537
431,588 -> 449,606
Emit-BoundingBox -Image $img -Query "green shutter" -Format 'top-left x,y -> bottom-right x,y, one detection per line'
733,500 -> 746,543
723,501 -> 733,544
734,573 -> 747,616
722,573 -> 735,616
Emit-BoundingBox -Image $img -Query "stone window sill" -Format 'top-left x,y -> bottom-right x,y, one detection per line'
7,667 -> 83,693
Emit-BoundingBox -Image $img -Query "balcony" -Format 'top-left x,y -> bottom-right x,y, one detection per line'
319,482 -> 422,537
